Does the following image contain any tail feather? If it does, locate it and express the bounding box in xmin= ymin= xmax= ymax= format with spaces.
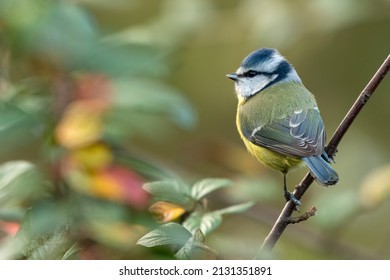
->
xmin=302 ymin=155 xmax=338 ymax=186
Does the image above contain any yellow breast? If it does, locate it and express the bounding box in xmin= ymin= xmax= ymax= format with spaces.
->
xmin=241 ymin=135 xmax=302 ymax=174
xmin=236 ymin=101 xmax=302 ymax=174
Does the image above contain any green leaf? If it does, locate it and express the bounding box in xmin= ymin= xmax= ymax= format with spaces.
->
xmin=112 ymin=78 xmax=197 ymax=129
xmin=183 ymin=202 xmax=254 ymax=236
xmin=27 ymin=225 xmax=75 ymax=260
xmin=183 ymin=212 xmax=222 ymax=236
xmin=15 ymin=207 xmax=75 ymax=260
xmin=191 ymin=178 xmax=232 ymax=201
xmin=143 ymin=180 xmax=192 ymax=206
xmin=0 ymin=161 xmax=34 ymax=189
xmin=0 ymin=103 xmax=42 ymax=159
xmin=0 ymin=208 xmax=25 ymax=221
xmin=137 ymin=222 xmax=192 ymax=248
xmin=174 ymin=229 xmax=205 ymax=260
xmin=116 ymin=155 xmax=175 ymax=181
xmin=0 ymin=161 xmax=47 ymax=207
xmin=214 ymin=201 xmax=255 ymax=215
xmin=62 ymin=243 xmax=80 ymax=260
xmin=174 ymin=229 xmax=218 ymax=260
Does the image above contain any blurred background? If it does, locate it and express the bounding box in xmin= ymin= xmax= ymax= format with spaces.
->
xmin=0 ymin=0 xmax=389 ymax=259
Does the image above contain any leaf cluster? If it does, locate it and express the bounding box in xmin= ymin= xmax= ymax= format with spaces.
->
xmin=138 ymin=178 xmax=254 ymax=259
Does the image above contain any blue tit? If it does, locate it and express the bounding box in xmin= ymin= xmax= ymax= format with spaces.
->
xmin=227 ymin=48 xmax=338 ymax=205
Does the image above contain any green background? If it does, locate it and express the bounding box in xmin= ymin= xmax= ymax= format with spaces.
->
xmin=0 ymin=0 xmax=389 ymax=259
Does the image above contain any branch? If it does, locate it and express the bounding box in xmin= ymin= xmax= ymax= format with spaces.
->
xmin=286 ymin=206 xmax=317 ymax=224
xmin=258 ymin=54 xmax=390 ymax=255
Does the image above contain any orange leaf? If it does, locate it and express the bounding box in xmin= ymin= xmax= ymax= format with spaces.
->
xmin=90 ymin=170 xmax=124 ymax=201
xmin=68 ymin=143 xmax=113 ymax=171
xmin=149 ymin=201 xmax=186 ymax=223
xmin=55 ymin=100 xmax=107 ymax=149
xmin=90 ymin=166 xmax=150 ymax=209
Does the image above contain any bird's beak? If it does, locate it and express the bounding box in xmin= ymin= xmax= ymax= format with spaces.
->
xmin=226 ymin=73 xmax=238 ymax=81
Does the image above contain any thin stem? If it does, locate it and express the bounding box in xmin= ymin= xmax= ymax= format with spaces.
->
xmin=258 ymin=54 xmax=390 ymax=255
xmin=286 ymin=206 xmax=317 ymax=224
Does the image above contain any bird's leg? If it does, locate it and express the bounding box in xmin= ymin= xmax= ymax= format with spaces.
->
xmin=283 ymin=174 xmax=301 ymax=208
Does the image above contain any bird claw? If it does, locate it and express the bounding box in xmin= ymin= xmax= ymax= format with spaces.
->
xmin=284 ymin=191 xmax=301 ymax=210
xmin=322 ymin=145 xmax=338 ymax=163
xmin=322 ymin=150 xmax=337 ymax=164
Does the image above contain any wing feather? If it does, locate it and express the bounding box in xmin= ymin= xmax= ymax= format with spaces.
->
xmin=249 ymin=108 xmax=325 ymax=157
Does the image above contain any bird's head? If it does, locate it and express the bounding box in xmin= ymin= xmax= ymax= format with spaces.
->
xmin=227 ymin=48 xmax=301 ymax=98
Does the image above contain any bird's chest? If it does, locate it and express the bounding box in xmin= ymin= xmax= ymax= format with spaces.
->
xmin=237 ymin=84 xmax=315 ymax=136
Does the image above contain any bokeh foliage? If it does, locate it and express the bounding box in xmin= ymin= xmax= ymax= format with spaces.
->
xmin=0 ymin=0 xmax=390 ymax=259
xmin=0 ymin=0 xmax=197 ymax=259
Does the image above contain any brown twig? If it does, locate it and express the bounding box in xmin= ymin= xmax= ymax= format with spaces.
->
xmin=286 ymin=206 xmax=317 ymax=224
xmin=258 ymin=54 xmax=390 ymax=255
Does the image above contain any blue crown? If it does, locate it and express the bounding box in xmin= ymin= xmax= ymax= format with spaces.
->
xmin=240 ymin=48 xmax=276 ymax=68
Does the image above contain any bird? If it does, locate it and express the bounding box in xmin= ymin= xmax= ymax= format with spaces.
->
xmin=226 ymin=48 xmax=338 ymax=206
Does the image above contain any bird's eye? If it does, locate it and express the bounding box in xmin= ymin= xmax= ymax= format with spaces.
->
xmin=245 ymin=70 xmax=258 ymax=78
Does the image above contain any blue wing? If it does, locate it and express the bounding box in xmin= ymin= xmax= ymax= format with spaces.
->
xmin=248 ymin=108 xmax=325 ymax=158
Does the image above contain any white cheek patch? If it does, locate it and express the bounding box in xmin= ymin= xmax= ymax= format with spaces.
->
xmin=235 ymin=74 xmax=278 ymax=98
xmin=252 ymin=74 xmax=278 ymax=95
xmin=235 ymin=71 xmax=279 ymax=98
xmin=235 ymin=74 xmax=278 ymax=97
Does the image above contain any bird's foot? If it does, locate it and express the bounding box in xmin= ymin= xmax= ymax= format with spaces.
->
xmin=322 ymin=148 xmax=338 ymax=163
xmin=284 ymin=191 xmax=301 ymax=210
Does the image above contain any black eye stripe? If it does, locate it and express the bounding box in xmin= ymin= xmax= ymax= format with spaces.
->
xmin=238 ymin=70 xmax=273 ymax=78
